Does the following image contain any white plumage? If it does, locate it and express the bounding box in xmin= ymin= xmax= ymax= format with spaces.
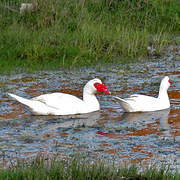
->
xmin=115 ymin=76 xmax=172 ymax=112
xmin=8 ymin=78 xmax=110 ymax=115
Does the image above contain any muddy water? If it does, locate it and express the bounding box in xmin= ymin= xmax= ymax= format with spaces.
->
xmin=0 ymin=45 xmax=179 ymax=170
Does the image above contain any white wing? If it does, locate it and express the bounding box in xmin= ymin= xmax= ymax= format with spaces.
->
xmin=32 ymin=93 xmax=84 ymax=110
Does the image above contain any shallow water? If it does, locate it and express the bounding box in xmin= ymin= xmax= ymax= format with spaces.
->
xmin=0 ymin=45 xmax=180 ymax=171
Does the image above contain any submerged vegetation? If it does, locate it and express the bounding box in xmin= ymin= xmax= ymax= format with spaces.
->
xmin=0 ymin=156 xmax=180 ymax=180
xmin=0 ymin=0 xmax=179 ymax=73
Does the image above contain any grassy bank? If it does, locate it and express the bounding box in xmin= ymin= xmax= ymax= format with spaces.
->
xmin=0 ymin=0 xmax=179 ymax=73
xmin=0 ymin=156 xmax=179 ymax=180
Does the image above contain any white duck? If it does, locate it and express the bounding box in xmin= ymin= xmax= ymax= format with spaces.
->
xmin=115 ymin=76 xmax=172 ymax=112
xmin=8 ymin=78 xmax=110 ymax=115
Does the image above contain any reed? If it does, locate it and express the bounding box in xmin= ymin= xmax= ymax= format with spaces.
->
xmin=0 ymin=155 xmax=179 ymax=180
xmin=0 ymin=0 xmax=179 ymax=73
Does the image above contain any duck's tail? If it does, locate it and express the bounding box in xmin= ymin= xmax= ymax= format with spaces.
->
xmin=114 ymin=96 xmax=132 ymax=112
xmin=8 ymin=93 xmax=57 ymax=115
xmin=8 ymin=93 xmax=37 ymax=108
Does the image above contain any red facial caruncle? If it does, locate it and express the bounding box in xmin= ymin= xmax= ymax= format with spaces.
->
xmin=94 ymin=83 xmax=111 ymax=94
xmin=168 ymin=79 xmax=173 ymax=87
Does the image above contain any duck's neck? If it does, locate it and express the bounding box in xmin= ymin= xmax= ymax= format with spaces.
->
xmin=158 ymin=86 xmax=169 ymax=100
xmin=83 ymin=88 xmax=100 ymax=111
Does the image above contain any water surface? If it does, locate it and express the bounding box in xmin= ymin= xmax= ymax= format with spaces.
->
xmin=0 ymin=45 xmax=179 ymax=171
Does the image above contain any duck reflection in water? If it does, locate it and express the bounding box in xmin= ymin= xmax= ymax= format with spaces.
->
xmin=35 ymin=111 xmax=101 ymax=132
xmin=121 ymin=109 xmax=171 ymax=135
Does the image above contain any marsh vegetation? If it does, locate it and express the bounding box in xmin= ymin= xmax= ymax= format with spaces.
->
xmin=0 ymin=156 xmax=180 ymax=180
xmin=0 ymin=0 xmax=179 ymax=73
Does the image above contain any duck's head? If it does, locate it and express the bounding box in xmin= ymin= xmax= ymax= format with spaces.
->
xmin=160 ymin=76 xmax=173 ymax=90
xmin=84 ymin=78 xmax=111 ymax=94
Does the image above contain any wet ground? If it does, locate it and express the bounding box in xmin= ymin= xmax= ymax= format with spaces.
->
xmin=0 ymin=45 xmax=179 ymax=171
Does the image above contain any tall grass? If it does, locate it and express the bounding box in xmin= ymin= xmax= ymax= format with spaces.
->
xmin=0 ymin=0 xmax=179 ymax=73
xmin=0 ymin=155 xmax=179 ymax=180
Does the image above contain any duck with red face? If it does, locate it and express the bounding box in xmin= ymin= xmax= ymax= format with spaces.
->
xmin=8 ymin=78 xmax=110 ymax=115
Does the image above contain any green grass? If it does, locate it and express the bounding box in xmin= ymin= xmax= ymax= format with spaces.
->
xmin=0 ymin=155 xmax=179 ymax=180
xmin=0 ymin=0 xmax=179 ymax=73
